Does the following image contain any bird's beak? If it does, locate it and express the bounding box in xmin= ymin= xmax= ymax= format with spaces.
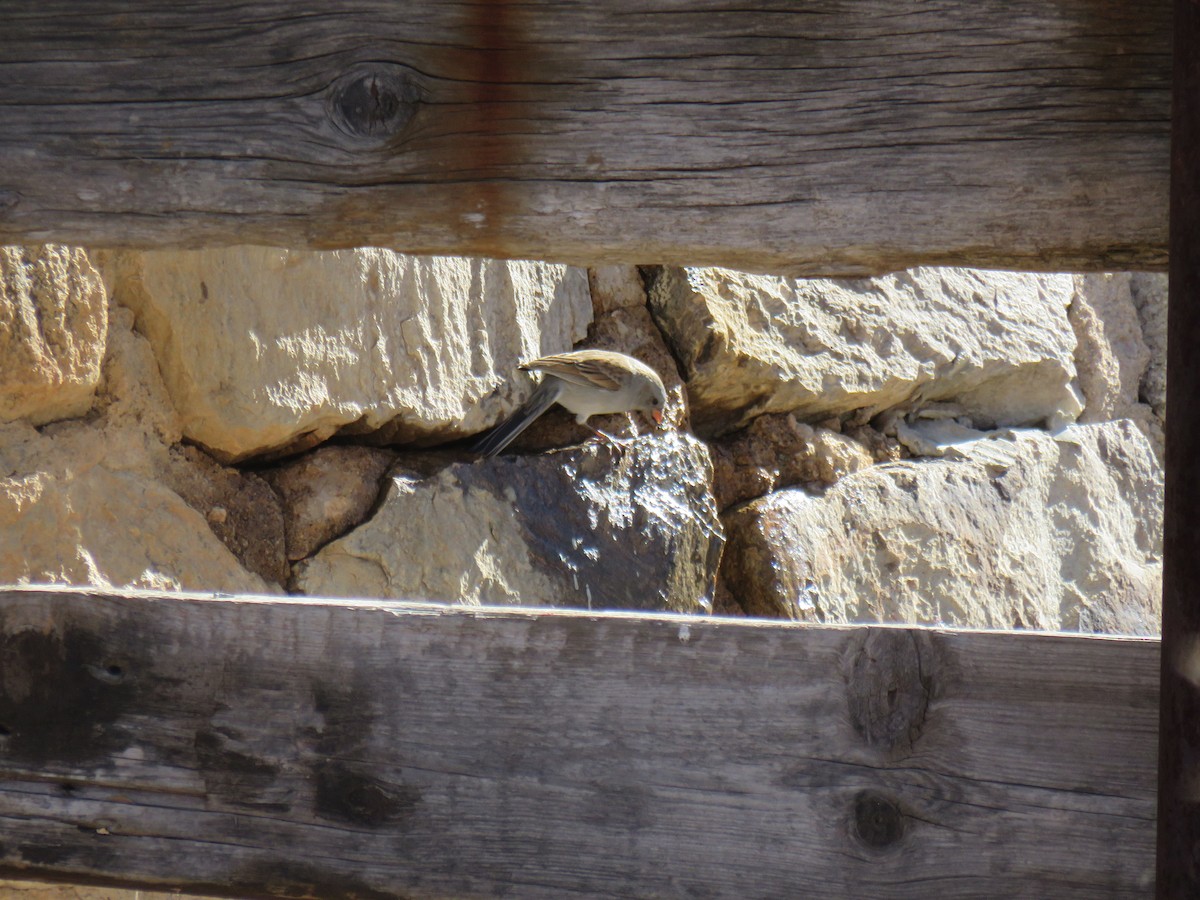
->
xmin=651 ymin=409 xmax=664 ymax=426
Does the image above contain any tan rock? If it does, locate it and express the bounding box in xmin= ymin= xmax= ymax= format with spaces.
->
xmin=263 ymin=444 xmax=397 ymax=561
xmin=844 ymin=422 xmax=905 ymax=464
xmin=102 ymin=307 xmax=291 ymax=587
xmin=0 ymin=245 xmax=106 ymax=425
xmin=720 ymin=421 xmax=1161 ymax=634
xmin=95 ymin=305 xmax=183 ymax=447
xmin=162 ymin=445 xmax=289 ymax=587
xmin=588 ymin=264 xmax=647 ymax=315
xmin=295 ymin=433 xmax=723 ymax=612
xmin=710 ymin=414 xmax=875 ymax=510
xmin=1131 ymin=271 xmax=1168 ymax=452
xmin=0 ymin=422 xmax=276 ymax=594
xmin=100 ymin=248 xmax=591 ymax=461
xmin=649 ymin=266 xmax=1081 ymax=436
xmin=893 ymin=418 xmax=990 ymax=458
xmin=1070 ymin=273 xmax=1161 ymax=458
xmin=0 ymin=307 xmax=275 ymax=595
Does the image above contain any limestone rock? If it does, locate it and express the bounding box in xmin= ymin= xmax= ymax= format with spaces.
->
xmin=588 ymin=264 xmax=647 ymax=315
xmin=1069 ymin=273 xmax=1161 ymax=458
xmin=263 ymin=444 xmax=397 ymax=561
xmin=99 ymin=307 xmax=288 ymax=587
xmin=1131 ymin=272 xmax=1168 ymax=442
xmin=720 ymin=421 xmax=1161 ymax=635
xmin=162 ymin=446 xmax=289 ymax=587
xmin=0 ymin=245 xmax=106 ymax=425
xmin=295 ymin=432 xmax=723 ymax=612
xmin=893 ymin=418 xmax=991 ymax=459
xmin=0 ymin=422 xmax=277 ymax=595
xmin=649 ymin=266 xmax=1081 ymax=436
xmin=0 ymin=306 xmax=275 ymax=595
xmin=843 ymin=421 xmax=905 ymax=465
xmin=95 ymin=305 xmax=183 ymax=447
xmin=710 ymin=414 xmax=875 ymax=510
xmin=100 ymin=248 xmax=591 ymax=461
xmin=98 ymin=291 xmax=385 ymax=587
xmin=1070 ymin=274 xmax=1150 ymax=421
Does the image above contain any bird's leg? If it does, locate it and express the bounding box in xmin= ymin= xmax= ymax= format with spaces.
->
xmin=589 ymin=426 xmax=631 ymax=449
xmin=589 ymin=413 xmax=646 ymax=454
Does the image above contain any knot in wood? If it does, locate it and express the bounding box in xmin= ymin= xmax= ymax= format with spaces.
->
xmin=327 ymin=64 xmax=422 ymax=142
xmin=314 ymin=761 xmax=421 ymax=829
xmin=843 ymin=629 xmax=931 ymax=756
xmin=851 ymin=791 xmax=905 ymax=850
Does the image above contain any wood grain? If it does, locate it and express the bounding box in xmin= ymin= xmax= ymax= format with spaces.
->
xmin=0 ymin=587 xmax=1157 ymax=898
xmin=1157 ymin=0 xmax=1200 ymax=894
xmin=0 ymin=1 xmax=1171 ymax=275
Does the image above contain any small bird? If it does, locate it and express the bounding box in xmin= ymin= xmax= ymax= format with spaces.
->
xmin=472 ymin=349 xmax=667 ymax=458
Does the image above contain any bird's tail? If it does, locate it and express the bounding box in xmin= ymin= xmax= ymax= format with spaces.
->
xmin=471 ymin=379 xmax=561 ymax=458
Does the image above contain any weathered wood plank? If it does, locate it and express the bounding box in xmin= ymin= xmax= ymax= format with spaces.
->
xmin=1157 ymin=0 xmax=1200 ymax=895
xmin=0 ymin=586 xmax=1157 ymax=898
xmin=0 ymin=1 xmax=1170 ymax=275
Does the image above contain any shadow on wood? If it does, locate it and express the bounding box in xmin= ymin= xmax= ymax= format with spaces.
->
xmin=0 ymin=587 xmax=1157 ymax=898
xmin=0 ymin=1 xmax=1172 ymax=274
xmin=1157 ymin=0 xmax=1200 ymax=895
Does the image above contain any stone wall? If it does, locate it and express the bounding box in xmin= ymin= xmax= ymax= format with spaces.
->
xmin=0 ymin=246 xmax=1164 ymax=633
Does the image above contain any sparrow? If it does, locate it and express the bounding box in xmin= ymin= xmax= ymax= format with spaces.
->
xmin=472 ymin=349 xmax=668 ymax=458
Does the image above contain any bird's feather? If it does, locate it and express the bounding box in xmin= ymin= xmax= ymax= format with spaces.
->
xmin=470 ymin=377 xmax=563 ymax=458
xmin=520 ymin=351 xmax=625 ymax=392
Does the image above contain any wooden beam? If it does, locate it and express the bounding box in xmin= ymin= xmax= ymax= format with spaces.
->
xmin=0 ymin=587 xmax=1157 ymax=898
xmin=0 ymin=1 xmax=1171 ymax=275
xmin=1157 ymin=0 xmax=1200 ymax=894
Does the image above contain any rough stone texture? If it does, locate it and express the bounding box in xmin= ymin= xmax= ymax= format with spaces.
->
xmin=95 ymin=306 xmax=184 ymax=448
xmin=263 ymin=444 xmax=397 ymax=561
xmin=0 ymin=251 xmax=1167 ymax=630
xmin=844 ymin=421 xmax=905 ymax=465
xmin=0 ymin=421 xmax=276 ymax=594
xmin=649 ymin=266 xmax=1082 ymax=436
xmin=1069 ymin=273 xmax=1162 ymax=460
xmin=480 ymin=303 xmax=689 ymax=455
xmin=162 ymin=445 xmax=289 ymax=587
xmin=1131 ymin=271 xmax=1168 ymax=435
xmin=295 ymin=432 xmax=723 ymax=613
xmin=710 ymin=414 xmax=875 ymax=511
xmin=99 ymin=248 xmax=592 ymax=461
xmin=720 ymin=421 xmax=1162 ymax=635
xmin=0 ymin=303 xmax=275 ymax=595
xmin=893 ymin=417 xmax=991 ymax=459
xmin=588 ymin=264 xmax=647 ymax=315
xmin=0 ymin=244 xmax=106 ymax=425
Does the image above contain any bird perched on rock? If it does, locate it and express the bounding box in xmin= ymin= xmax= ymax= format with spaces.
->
xmin=472 ymin=349 xmax=667 ymax=458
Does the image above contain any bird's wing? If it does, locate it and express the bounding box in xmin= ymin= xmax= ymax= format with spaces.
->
xmin=522 ymin=351 xmax=624 ymax=391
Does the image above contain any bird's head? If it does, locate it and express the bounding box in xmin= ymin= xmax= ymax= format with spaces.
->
xmin=638 ymin=380 xmax=667 ymax=426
